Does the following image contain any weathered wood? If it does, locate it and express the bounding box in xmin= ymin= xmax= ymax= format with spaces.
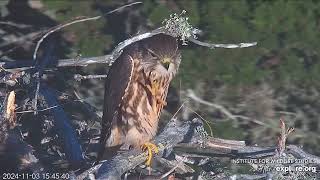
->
xmin=77 ymin=119 xmax=202 ymax=180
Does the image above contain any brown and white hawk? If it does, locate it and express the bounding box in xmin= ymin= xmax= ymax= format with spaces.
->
xmin=97 ymin=34 xmax=181 ymax=165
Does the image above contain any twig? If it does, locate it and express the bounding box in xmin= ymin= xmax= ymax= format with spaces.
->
xmin=33 ymin=42 xmax=55 ymax=115
xmin=0 ymin=31 xmax=42 ymax=48
xmin=15 ymin=105 xmax=59 ymax=114
xmin=229 ymin=173 xmax=269 ymax=180
xmin=188 ymin=37 xmax=257 ymax=49
xmin=73 ymin=91 xmax=102 ymax=120
xmin=32 ymin=1 xmax=142 ymax=61
xmin=0 ymin=21 xmax=32 ymax=28
xmin=159 ymin=157 xmax=188 ymax=179
xmin=76 ymin=163 xmax=103 ymax=180
xmin=33 ymin=72 xmax=40 ymax=115
xmin=0 ymin=71 xmax=24 ymax=86
xmin=186 ymin=89 xmax=267 ymax=126
xmin=186 ymin=89 xmax=239 ymax=120
xmin=74 ymin=74 xmax=108 ymax=81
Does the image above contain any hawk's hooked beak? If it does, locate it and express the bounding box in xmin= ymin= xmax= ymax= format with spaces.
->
xmin=161 ymin=58 xmax=171 ymax=70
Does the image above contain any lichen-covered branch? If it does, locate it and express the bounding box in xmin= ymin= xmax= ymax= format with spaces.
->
xmin=0 ymin=10 xmax=257 ymax=72
xmin=75 ymin=116 xmax=320 ymax=180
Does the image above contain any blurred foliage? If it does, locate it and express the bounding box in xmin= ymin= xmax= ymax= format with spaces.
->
xmin=42 ymin=0 xmax=113 ymax=57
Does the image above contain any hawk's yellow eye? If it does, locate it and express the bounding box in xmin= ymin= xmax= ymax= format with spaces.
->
xmin=162 ymin=58 xmax=171 ymax=64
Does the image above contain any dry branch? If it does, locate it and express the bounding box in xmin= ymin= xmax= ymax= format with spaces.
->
xmin=188 ymin=37 xmax=257 ymax=49
xmin=74 ymin=74 xmax=108 ymax=81
xmin=0 ymin=71 xmax=24 ymax=86
xmin=287 ymin=145 xmax=320 ymax=163
xmin=75 ymin=116 xmax=320 ymax=180
xmin=1 ymin=9 xmax=257 ymax=72
xmin=95 ymin=118 xmax=200 ymax=180
xmin=186 ymin=89 xmax=268 ymax=126
xmin=75 ymin=118 xmax=201 ymax=180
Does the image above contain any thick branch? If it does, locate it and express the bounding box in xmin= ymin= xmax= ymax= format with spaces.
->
xmin=287 ymin=145 xmax=320 ymax=163
xmin=1 ymin=28 xmax=257 ymax=71
xmin=75 ymin=119 xmax=320 ymax=180
xmin=79 ymin=119 xmax=202 ymax=180
xmin=0 ymin=28 xmax=167 ymax=70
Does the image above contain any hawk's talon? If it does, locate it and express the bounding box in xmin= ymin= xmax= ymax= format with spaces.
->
xmin=141 ymin=142 xmax=159 ymax=167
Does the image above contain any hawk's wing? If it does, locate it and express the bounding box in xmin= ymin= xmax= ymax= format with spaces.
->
xmin=97 ymin=52 xmax=134 ymax=161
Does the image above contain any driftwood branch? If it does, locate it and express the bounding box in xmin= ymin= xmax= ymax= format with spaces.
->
xmin=1 ymin=9 xmax=257 ymax=72
xmin=94 ymin=118 xmax=201 ymax=180
xmin=189 ymin=37 xmax=257 ymax=49
xmin=0 ymin=29 xmax=257 ymax=71
xmin=75 ymin=115 xmax=320 ymax=180
xmin=74 ymin=74 xmax=108 ymax=81
xmin=287 ymin=145 xmax=320 ymax=163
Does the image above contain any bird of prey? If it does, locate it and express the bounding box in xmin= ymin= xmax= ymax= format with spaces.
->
xmin=97 ymin=34 xmax=181 ymax=165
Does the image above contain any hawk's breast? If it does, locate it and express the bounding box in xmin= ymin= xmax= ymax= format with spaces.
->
xmin=115 ymin=59 xmax=170 ymax=148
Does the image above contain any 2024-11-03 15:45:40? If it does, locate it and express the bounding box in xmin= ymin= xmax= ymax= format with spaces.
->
xmin=2 ymin=172 xmax=70 ymax=179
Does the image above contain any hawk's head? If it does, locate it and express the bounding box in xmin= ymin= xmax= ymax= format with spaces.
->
xmin=141 ymin=34 xmax=181 ymax=80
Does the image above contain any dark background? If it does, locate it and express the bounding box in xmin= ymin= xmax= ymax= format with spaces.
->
xmin=1 ymin=0 xmax=320 ymax=168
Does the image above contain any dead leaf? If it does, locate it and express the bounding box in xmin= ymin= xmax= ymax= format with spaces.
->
xmin=5 ymin=91 xmax=16 ymax=128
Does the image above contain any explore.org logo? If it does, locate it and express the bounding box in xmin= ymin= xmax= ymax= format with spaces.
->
xmin=275 ymin=166 xmax=317 ymax=173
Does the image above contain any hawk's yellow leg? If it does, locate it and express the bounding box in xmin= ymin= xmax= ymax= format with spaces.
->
xmin=141 ymin=142 xmax=159 ymax=166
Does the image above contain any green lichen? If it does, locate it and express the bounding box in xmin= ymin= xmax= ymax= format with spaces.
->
xmin=162 ymin=10 xmax=198 ymax=45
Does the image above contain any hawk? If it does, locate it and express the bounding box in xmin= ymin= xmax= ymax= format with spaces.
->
xmin=97 ymin=34 xmax=181 ymax=165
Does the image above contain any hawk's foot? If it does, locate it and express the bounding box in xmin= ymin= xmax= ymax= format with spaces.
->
xmin=141 ymin=142 xmax=159 ymax=166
